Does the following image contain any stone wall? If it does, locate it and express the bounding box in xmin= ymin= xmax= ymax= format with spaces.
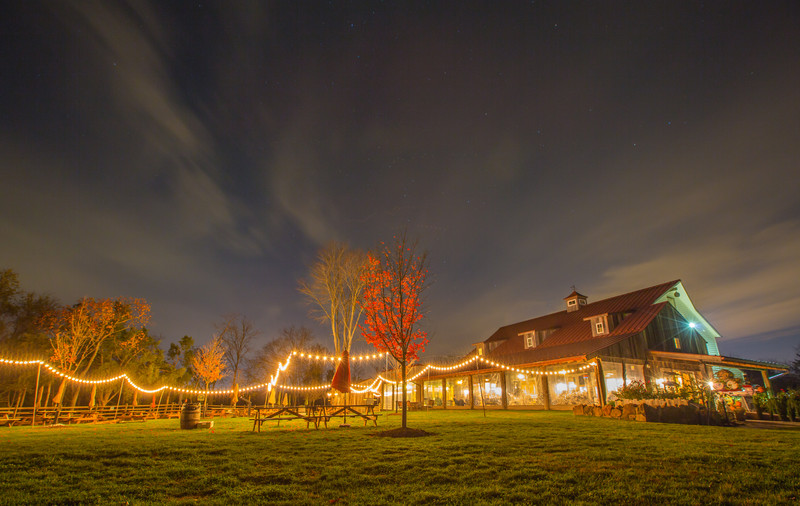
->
xmin=573 ymin=401 xmax=732 ymax=426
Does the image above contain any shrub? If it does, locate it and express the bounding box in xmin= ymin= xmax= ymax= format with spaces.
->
xmin=754 ymin=389 xmax=800 ymax=421
xmin=612 ymin=380 xmax=655 ymax=400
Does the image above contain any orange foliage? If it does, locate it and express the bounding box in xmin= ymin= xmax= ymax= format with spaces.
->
xmin=192 ymin=336 xmax=227 ymax=389
xmin=360 ymin=238 xmax=428 ymax=364
xmin=42 ymin=297 xmax=150 ymax=376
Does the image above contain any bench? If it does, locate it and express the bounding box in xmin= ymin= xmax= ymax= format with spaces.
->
xmin=0 ymin=416 xmax=21 ymax=427
xmin=251 ymin=407 xmax=320 ymax=432
xmin=74 ymin=413 xmax=102 ymax=424
xmin=317 ymin=412 xmax=382 ymax=428
xmin=252 ymin=415 xmax=320 ymax=430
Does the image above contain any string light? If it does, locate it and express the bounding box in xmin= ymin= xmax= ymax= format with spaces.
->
xmin=394 ymin=357 xmax=596 ymax=383
xmin=0 ymin=354 xmax=298 ymax=397
xmin=0 ymin=352 xmax=596 ymax=398
xmin=292 ymin=351 xmax=387 ymax=362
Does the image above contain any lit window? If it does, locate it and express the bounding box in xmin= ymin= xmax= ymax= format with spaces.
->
xmin=595 ymin=321 xmax=604 ymax=334
xmin=674 ymin=338 xmax=681 ymax=350
xmin=523 ymin=331 xmax=539 ymax=349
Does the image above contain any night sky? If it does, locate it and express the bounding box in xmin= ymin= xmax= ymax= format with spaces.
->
xmin=2 ymin=2 xmax=799 ymax=364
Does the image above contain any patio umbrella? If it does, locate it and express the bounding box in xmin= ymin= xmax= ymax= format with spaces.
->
xmin=331 ymin=350 xmax=351 ymax=393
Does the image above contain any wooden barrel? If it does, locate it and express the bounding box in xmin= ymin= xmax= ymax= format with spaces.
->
xmin=180 ymin=403 xmax=200 ymax=429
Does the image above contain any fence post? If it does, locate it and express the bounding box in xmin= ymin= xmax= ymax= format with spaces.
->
xmin=32 ymin=362 xmax=41 ymax=426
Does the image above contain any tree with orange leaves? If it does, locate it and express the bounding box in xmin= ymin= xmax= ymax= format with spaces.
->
xmin=192 ymin=336 xmax=227 ymax=399
xmin=42 ymin=297 xmax=150 ymax=405
xmin=360 ymin=231 xmax=428 ymax=429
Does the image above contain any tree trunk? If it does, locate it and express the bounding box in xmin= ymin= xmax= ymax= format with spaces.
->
xmin=99 ymin=387 xmax=111 ymax=406
xmin=132 ymin=389 xmax=138 ymax=407
xmin=401 ymin=359 xmax=407 ymax=429
xmin=44 ymin=382 xmax=51 ymax=408
xmin=13 ymin=388 xmax=26 ymax=418
xmin=69 ymin=385 xmax=81 ymax=407
xmin=88 ymin=384 xmax=97 ymax=409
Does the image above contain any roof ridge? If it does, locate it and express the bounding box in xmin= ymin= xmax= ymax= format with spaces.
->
xmin=493 ymin=279 xmax=679 ymax=332
xmin=584 ymin=279 xmax=679 ymax=307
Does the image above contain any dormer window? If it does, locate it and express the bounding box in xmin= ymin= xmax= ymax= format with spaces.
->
xmin=585 ymin=314 xmax=609 ymax=336
xmin=521 ymin=329 xmax=557 ymax=349
xmin=524 ymin=332 xmax=535 ymax=349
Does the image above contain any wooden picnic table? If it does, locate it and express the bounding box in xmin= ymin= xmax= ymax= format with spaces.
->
xmin=317 ymin=404 xmax=380 ymax=428
xmin=250 ymin=406 xmax=320 ymax=432
xmin=251 ymin=404 xmax=381 ymax=431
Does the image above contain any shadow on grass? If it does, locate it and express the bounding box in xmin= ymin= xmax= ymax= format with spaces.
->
xmin=370 ymin=427 xmax=435 ymax=437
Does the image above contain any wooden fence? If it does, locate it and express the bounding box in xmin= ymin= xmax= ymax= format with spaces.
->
xmin=0 ymin=403 xmax=258 ymax=427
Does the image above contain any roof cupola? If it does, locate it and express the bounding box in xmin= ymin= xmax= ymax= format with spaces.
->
xmin=564 ymin=289 xmax=588 ymax=312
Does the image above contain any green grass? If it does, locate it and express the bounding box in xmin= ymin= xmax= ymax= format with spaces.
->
xmin=1 ymin=410 xmax=798 ymax=505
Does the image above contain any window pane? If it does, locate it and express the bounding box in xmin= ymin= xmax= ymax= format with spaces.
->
xmin=548 ymin=365 xmax=599 ymax=406
xmin=445 ymin=376 xmax=470 ymax=406
xmin=506 ymin=372 xmax=543 ymax=406
xmin=472 ymin=372 xmax=502 ymax=407
xmin=423 ymin=380 xmax=443 ymax=407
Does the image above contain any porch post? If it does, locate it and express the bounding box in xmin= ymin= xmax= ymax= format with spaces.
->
xmin=468 ymin=375 xmax=474 ymax=409
xmin=761 ymin=369 xmax=773 ymax=393
xmin=442 ymin=379 xmax=447 ymax=409
xmin=500 ymin=371 xmax=508 ymax=409
xmin=594 ymin=359 xmax=607 ymax=406
xmin=541 ymin=375 xmax=551 ymax=410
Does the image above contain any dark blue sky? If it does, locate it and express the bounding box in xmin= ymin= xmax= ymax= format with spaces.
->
xmin=1 ymin=2 xmax=798 ymax=363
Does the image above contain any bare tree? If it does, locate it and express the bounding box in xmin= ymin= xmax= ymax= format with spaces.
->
xmin=217 ymin=314 xmax=259 ymax=405
xmin=298 ymin=242 xmax=368 ymax=356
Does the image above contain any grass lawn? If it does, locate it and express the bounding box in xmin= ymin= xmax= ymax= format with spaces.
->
xmin=1 ymin=410 xmax=798 ymax=505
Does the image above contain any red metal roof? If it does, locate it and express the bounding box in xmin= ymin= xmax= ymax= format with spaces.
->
xmin=485 ymin=280 xmax=679 ymax=364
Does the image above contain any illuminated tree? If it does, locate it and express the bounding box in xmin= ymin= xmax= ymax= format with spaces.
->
xmin=192 ymin=336 xmax=227 ymax=394
xmin=299 ymin=242 xmax=368 ymax=356
xmin=217 ymin=314 xmax=259 ymax=405
xmin=360 ymin=232 xmax=428 ymax=429
xmin=42 ymin=297 xmax=150 ymax=405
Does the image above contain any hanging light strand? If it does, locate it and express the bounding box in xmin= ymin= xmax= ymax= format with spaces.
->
xmin=291 ymin=351 xmax=387 ymax=362
xmin=0 ymin=352 xmax=595 ymax=396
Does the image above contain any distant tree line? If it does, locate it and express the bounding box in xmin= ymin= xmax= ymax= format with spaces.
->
xmin=0 ymin=268 xmax=333 ymax=409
